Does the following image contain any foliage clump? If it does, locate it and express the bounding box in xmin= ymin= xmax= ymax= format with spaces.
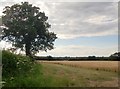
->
xmin=2 ymin=50 xmax=34 ymax=77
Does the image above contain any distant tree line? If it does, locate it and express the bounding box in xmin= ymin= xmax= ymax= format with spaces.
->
xmin=34 ymin=52 xmax=119 ymax=61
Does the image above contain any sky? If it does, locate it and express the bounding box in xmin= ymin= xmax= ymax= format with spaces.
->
xmin=0 ymin=0 xmax=118 ymax=57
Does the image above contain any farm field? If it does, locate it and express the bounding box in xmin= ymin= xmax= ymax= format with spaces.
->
xmin=38 ymin=61 xmax=119 ymax=87
xmin=39 ymin=61 xmax=119 ymax=72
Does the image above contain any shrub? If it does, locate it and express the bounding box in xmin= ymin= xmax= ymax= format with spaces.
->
xmin=2 ymin=50 xmax=34 ymax=77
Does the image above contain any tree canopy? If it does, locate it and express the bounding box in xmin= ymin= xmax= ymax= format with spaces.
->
xmin=110 ymin=52 xmax=120 ymax=58
xmin=1 ymin=2 xmax=57 ymax=57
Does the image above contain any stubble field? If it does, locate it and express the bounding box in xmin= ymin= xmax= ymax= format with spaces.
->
xmin=37 ymin=61 xmax=119 ymax=87
xmin=40 ymin=61 xmax=119 ymax=72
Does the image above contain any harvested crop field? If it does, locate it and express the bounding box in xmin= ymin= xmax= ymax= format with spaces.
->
xmin=37 ymin=61 xmax=119 ymax=87
xmin=39 ymin=61 xmax=119 ymax=72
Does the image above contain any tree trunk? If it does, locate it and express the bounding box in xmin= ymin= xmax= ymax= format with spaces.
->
xmin=25 ymin=43 xmax=31 ymax=57
xmin=25 ymin=43 xmax=34 ymax=61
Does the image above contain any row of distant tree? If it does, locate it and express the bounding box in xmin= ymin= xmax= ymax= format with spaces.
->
xmin=34 ymin=52 xmax=119 ymax=61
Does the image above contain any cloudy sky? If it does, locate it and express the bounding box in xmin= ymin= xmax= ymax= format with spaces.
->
xmin=0 ymin=0 xmax=118 ymax=57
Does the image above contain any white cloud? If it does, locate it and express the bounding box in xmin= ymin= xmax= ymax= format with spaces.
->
xmin=84 ymin=15 xmax=117 ymax=25
xmin=56 ymin=28 xmax=117 ymax=39
xmin=45 ymin=2 xmax=118 ymax=39
xmin=36 ymin=45 xmax=118 ymax=57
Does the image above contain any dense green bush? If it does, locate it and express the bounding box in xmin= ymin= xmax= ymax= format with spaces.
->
xmin=2 ymin=50 xmax=43 ymax=87
xmin=2 ymin=50 xmax=34 ymax=77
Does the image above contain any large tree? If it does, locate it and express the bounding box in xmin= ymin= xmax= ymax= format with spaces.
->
xmin=1 ymin=2 xmax=57 ymax=57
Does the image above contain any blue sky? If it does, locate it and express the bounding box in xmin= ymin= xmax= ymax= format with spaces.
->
xmin=55 ymin=35 xmax=118 ymax=47
xmin=0 ymin=0 xmax=118 ymax=57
